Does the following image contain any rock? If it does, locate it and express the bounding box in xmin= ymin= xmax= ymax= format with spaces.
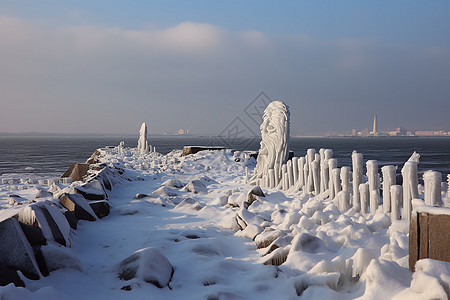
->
xmin=74 ymin=180 xmax=107 ymax=201
xmin=161 ymin=178 xmax=185 ymax=189
xmin=0 ymin=218 xmax=42 ymax=280
xmin=118 ymin=247 xmax=173 ymax=288
xmin=86 ymin=149 xmax=101 ymax=164
xmin=182 ymin=180 xmax=207 ymax=194
xmin=17 ymin=203 xmax=70 ymax=247
xmin=181 ymin=146 xmax=225 ymax=156
xmin=61 ymin=163 xmax=90 ymax=182
xmin=8 ymin=195 xmax=27 ymax=206
xmin=133 ymin=193 xmax=148 ymax=200
xmin=152 ymin=186 xmax=178 ymax=198
xmin=41 ymin=244 xmax=82 ymax=272
xmin=0 ymin=267 xmax=25 ymax=287
xmin=291 ymin=233 xmax=326 ymax=254
xmin=18 ymin=222 xmax=46 ymax=247
xmin=88 ymin=200 xmax=110 ymax=219
xmin=64 ymin=211 xmax=78 ymax=230
xmin=59 ymin=194 xmax=98 ymax=221
xmin=174 ymin=198 xmax=203 ymax=211
xmin=249 ymin=186 xmax=265 ymax=197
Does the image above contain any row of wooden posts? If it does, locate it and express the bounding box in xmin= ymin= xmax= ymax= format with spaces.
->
xmin=253 ymin=149 xmax=448 ymax=221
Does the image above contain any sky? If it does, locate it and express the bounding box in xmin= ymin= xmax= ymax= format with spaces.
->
xmin=0 ymin=0 xmax=449 ymax=136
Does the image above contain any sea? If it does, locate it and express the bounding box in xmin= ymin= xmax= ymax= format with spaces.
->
xmin=1 ymin=136 xmax=450 ymax=182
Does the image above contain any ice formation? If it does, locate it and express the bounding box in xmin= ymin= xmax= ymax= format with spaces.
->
xmin=137 ymin=122 xmax=150 ymax=155
xmin=249 ymin=101 xmax=290 ymax=186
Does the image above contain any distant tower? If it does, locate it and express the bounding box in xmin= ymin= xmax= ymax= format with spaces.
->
xmin=371 ymin=114 xmax=377 ymax=135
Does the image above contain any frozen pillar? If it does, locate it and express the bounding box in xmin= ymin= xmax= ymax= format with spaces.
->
xmin=401 ymin=157 xmax=419 ymax=221
xmin=352 ymin=151 xmax=363 ymax=212
xmin=322 ymin=149 xmax=333 ymax=193
xmin=390 ymin=185 xmax=402 ymax=221
xmin=359 ymin=183 xmax=369 ymax=214
xmin=332 ymin=168 xmax=341 ymax=200
xmin=298 ymin=157 xmax=306 ymax=189
xmin=306 ymin=149 xmax=316 ymax=193
xmin=341 ymin=166 xmax=351 ymax=193
xmin=268 ymin=169 xmax=275 ymax=188
xmin=328 ymin=158 xmax=338 ymax=200
xmin=381 ymin=165 xmax=396 ymax=213
xmin=287 ymin=160 xmax=294 ymax=188
xmin=292 ymin=157 xmax=299 ymax=184
xmin=423 ymin=171 xmax=442 ymax=206
xmin=137 ymin=122 xmax=150 ymax=155
xmin=366 ymin=160 xmax=379 ymax=212
xmin=312 ymin=160 xmax=320 ymax=196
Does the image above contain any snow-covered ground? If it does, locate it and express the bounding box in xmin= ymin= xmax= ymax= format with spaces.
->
xmin=1 ymin=147 xmax=449 ymax=299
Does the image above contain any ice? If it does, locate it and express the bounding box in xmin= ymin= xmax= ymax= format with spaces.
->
xmin=137 ymin=122 xmax=149 ymax=155
xmin=0 ymin=141 xmax=447 ymax=299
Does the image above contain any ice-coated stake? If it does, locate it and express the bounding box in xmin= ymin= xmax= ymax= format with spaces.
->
xmin=381 ymin=165 xmax=396 ymax=213
xmin=423 ymin=170 xmax=442 ymax=206
xmin=390 ymin=185 xmax=402 ymax=221
xmin=359 ymin=183 xmax=369 ymax=214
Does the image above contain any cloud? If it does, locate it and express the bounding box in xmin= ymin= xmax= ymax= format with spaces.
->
xmin=0 ymin=16 xmax=449 ymax=135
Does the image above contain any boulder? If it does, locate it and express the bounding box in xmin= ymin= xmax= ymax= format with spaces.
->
xmin=0 ymin=267 xmax=25 ymax=287
xmin=0 ymin=218 xmax=42 ymax=280
xmin=59 ymin=194 xmax=98 ymax=221
xmin=61 ymin=163 xmax=90 ymax=182
xmin=74 ymin=180 xmax=107 ymax=201
xmin=17 ymin=202 xmax=70 ymax=247
xmin=182 ymin=180 xmax=207 ymax=194
xmin=118 ymin=247 xmax=173 ymax=288
xmin=88 ymin=200 xmax=110 ymax=219
xmin=181 ymin=146 xmax=225 ymax=156
xmin=64 ymin=211 xmax=78 ymax=230
xmin=8 ymin=195 xmax=27 ymax=206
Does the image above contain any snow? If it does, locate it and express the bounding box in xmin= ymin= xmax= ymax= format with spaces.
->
xmin=0 ymin=146 xmax=449 ymax=299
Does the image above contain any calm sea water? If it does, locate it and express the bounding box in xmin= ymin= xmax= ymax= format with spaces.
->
xmin=0 ymin=136 xmax=449 ymax=180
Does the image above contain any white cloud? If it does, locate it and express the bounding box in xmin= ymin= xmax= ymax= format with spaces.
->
xmin=0 ymin=16 xmax=449 ymax=134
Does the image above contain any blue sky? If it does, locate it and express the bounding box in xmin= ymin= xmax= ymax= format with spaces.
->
xmin=0 ymin=1 xmax=449 ymax=135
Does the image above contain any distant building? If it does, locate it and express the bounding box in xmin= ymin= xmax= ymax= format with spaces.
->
xmin=370 ymin=114 xmax=378 ymax=135
xmin=178 ymin=129 xmax=185 ymax=135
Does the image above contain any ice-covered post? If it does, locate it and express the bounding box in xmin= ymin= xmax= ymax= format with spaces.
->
xmin=401 ymin=152 xmax=420 ymax=221
xmin=321 ymin=149 xmax=333 ymax=193
xmin=390 ymin=185 xmax=402 ymax=221
xmin=332 ymin=168 xmax=341 ymax=200
xmin=312 ymin=159 xmax=320 ymax=196
xmin=328 ymin=158 xmax=338 ymax=200
xmin=423 ymin=171 xmax=442 ymax=206
xmin=292 ymin=157 xmax=299 ymax=185
xmin=366 ymin=160 xmax=379 ymax=214
xmin=281 ymin=164 xmax=287 ymax=190
xmin=287 ymin=160 xmax=294 ymax=188
xmin=341 ymin=166 xmax=351 ymax=193
xmin=359 ymin=183 xmax=369 ymax=214
xmin=352 ymin=151 xmax=363 ymax=212
xmin=137 ymin=122 xmax=150 ymax=155
xmin=306 ymin=149 xmax=316 ymax=194
xmin=249 ymin=101 xmax=290 ymax=187
xmin=298 ymin=157 xmax=306 ymax=188
xmin=381 ymin=165 xmax=396 ymax=213
xmin=268 ymin=169 xmax=275 ymax=188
